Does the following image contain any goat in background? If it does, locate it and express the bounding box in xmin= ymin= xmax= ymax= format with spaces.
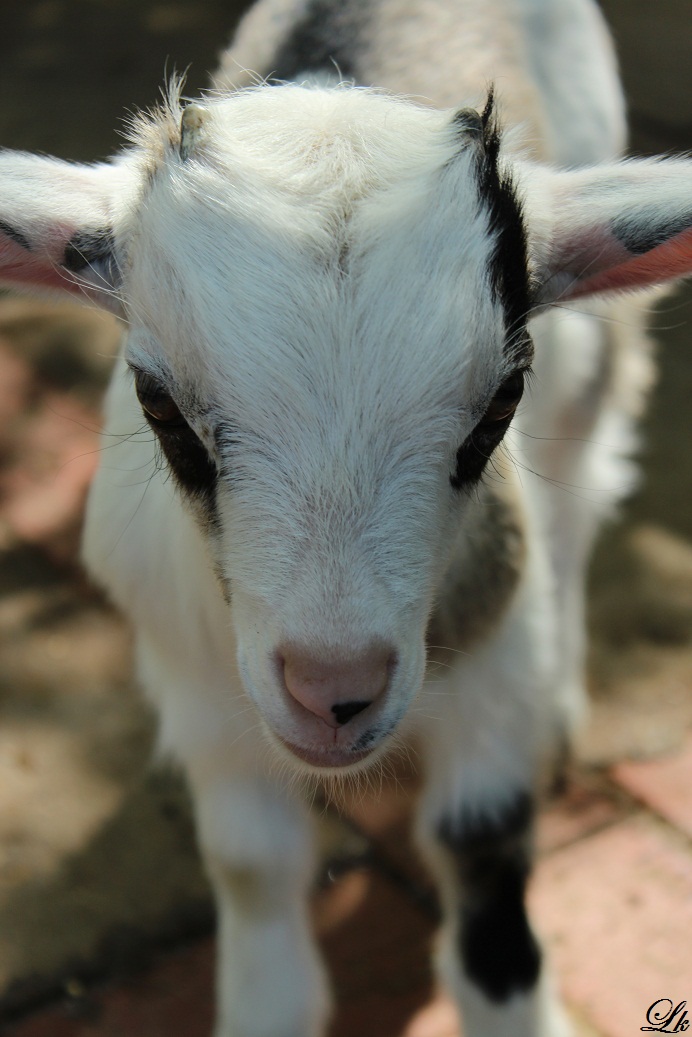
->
xmin=0 ymin=0 xmax=691 ymax=1034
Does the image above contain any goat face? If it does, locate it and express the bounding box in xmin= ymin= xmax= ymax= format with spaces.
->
xmin=118 ymin=88 xmax=528 ymax=769
xmin=3 ymin=84 xmax=690 ymax=772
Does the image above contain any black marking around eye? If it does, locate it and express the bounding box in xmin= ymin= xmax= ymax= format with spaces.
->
xmin=156 ymin=424 xmax=219 ymax=528
xmin=157 ymin=427 xmax=217 ymax=494
xmin=133 ymin=364 xmax=219 ymax=527
xmin=611 ymin=212 xmax=692 ymax=256
xmin=267 ymin=0 xmax=370 ymax=82
xmin=452 ymin=421 xmax=506 ymax=489
xmin=0 ymin=220 xmax=32 ymax=251
xmin=451 ymin=364 xmax=526 ymax=490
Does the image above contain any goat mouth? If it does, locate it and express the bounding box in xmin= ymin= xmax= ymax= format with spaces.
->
xmin=277 ymin=736 xmax=375 ymax=770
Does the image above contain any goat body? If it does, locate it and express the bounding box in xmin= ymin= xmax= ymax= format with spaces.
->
xmin=1 ymin=1 xmax=691 ymax=1034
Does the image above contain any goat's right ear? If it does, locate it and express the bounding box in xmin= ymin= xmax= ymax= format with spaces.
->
xmin=0 ymin=150 xmax=135 ymax=316
xmin=522 ymin=157 xmax=692 ymax=306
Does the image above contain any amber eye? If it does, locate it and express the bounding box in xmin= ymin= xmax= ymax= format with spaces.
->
xmin=134 ymin=370 xmax=185 ymax=427
xmin=478 ymin=370 xmax=525 ymax=428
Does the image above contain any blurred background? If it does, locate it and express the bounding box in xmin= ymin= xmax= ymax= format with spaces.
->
xmin=0 ymin=1 xmax=689 ymax=1033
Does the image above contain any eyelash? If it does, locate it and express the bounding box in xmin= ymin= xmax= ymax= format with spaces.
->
xmin=450 ymin=368 xmax=528 ymax=490
xmin=477 ymin=369 xmax=526 ymax=430
xmin=129 ymin=367 xmax=219 ymax=499
xmin=132 ymin=369 xmax=186 ymax=428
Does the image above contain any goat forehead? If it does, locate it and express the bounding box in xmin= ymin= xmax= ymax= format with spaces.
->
xmin=122 ymin=88 xmax=518 ymax=470
xmin=127 ymin=242 xmax=506 ymax=446
xmin=125 ymin=98 xmax=507 ymax=419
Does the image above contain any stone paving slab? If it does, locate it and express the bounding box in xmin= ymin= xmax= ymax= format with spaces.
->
xmin=612 ymin=731 xmax=692 ymax=838
xmin=536 ymin=772 xmax=630 ymax=856
xmin=531 ymin=815 xmax=692 ymax=1037
xmin=9 ymin=773 xmax=692 ymax=1037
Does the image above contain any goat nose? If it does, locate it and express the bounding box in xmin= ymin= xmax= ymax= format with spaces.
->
xmin=280 ymin=645 xmax=393 ymax=727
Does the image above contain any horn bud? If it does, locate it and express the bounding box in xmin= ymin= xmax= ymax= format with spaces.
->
xmin=180 ymin=104 xmax=210 ymax=160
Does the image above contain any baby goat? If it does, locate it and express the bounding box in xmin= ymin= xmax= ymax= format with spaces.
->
xmin=1 ymin=0 xmax=691 ymax=1034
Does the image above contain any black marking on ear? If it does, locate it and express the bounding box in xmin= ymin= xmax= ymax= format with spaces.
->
xmin=475 ymin=90 xmax=533 ymax=354
xmin=438 ymin=792 xmax=541 ymax=1003
xmin=611 ymin=211 xmax=692 ymax=256
xmin=267 ymin=0 xmax=370 ymax=82
xmin=62 ymin=229 xmax=115 ymax=274
xmin=0 ymin=220 xmax=32 ymax=251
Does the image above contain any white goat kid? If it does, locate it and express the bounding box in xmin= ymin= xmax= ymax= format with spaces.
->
xmin=1 ymin=0 xmax=691 ymax=1035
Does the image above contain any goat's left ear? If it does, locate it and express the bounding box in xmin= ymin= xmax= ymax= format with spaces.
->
xmin=0 ymin=150 xmax=135 ymax=316
xmin=522 ymin=157 xmax=692 ymax=305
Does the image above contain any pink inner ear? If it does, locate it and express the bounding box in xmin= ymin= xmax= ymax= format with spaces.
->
xmin=0 ymin=231 xmax=84 ymax=297
xmin=566 ymin=226 xmax=692 ymax=300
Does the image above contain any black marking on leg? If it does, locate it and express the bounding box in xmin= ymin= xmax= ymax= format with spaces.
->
xmin=267 ymin=0 xmax=370 ymax=82
xmin=438 ymin=792 xmax=541 ymax=1003
xmin=460 ymin=856 xmax=541 ymax=1002
xmin=0 ymin=220 xmax=32 ymax=251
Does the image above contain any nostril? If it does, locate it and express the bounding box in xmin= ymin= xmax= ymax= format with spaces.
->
xmin=278 ymin=642 xmax=395 ymax=726
xmin=331 ymin=700 xmax=371 ymax=726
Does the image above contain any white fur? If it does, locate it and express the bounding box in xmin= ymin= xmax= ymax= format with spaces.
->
xmin=0 ymin=1 xmax=691 ymax=1035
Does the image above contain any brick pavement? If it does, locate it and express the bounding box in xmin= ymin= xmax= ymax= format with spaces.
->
xmin=4 ymin=738 xmax=692 ymax=1037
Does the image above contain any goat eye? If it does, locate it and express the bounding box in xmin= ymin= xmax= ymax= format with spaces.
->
xmin=134 ymin=372 xmax=184 ymax=426
xmin=478 ymin=370 xmax=525 ymax=427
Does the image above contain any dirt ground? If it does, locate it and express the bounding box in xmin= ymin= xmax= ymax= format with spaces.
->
xmin=0 ymin=0 xmax=690 ymax=1024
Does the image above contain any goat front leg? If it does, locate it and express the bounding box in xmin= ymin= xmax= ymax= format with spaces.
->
xmin=192 ymin=775 xmax=330 ymax=1037
xmin=418 ymin=787 xmax=569 ymax=1037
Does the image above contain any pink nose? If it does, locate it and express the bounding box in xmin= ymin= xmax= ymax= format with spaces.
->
xmin=279 ymin=644 xmax=394 ymax=727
